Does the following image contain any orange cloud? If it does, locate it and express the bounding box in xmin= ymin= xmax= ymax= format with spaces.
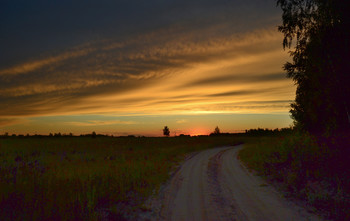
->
xmin=0 ymin=26 xmax=293 ymax=118
xmin=0 ymin=117 xmax=28 ymax=127
xmin=0 ymin=47 xmax=95 ymax=76
xmin=65 ymin=120 xmax=137 ymax=126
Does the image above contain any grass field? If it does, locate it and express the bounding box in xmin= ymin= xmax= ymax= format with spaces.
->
xmin=239 ymin=133 xmax=350 ymax=220
xmin=0 ymin=136 xmax=243 ymax=220
xmin=2 ymin=133 xmax=348 ymax=220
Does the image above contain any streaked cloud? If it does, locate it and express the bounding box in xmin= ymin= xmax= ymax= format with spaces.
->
xmin=0 ymin=0 xmax=294 ymax=134
xmin=65 ymin=120 xmax=137 ymax=127
xmin=0 ymin=118 xmax=27 ymax=127
xmin=0 ymin=27 xmax=292 ymax=118
xmin=0 ymin=48 xmax=95 ymax=76
xmin=176 ymin=119 xmax=188 ymax=124
xmin=181 ymin=73 xmax=286 ymax=88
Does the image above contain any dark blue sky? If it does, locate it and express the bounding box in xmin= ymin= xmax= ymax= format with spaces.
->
xmin=1 ymin=0 xmax=280 ymax=68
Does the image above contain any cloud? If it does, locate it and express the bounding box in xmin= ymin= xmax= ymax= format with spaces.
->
xmin=207 ymin=90 xmax=259 ymax=98
xmin=176 ymin=119 xmax=188 ymax=124
xmin=0 ymin=47 xmax=95 ymax=76
xmin=65 ymin=120 xmax=137 ymax=127
xmin=0 ymin=0 xmax=297 ymax=134
xmin=181 ymin=73 xmax=286 ymax=88
xmin=0 ymin=22 xmax=292 ymax=118
xmin=0 ymin=118 xmax=27 ymax=127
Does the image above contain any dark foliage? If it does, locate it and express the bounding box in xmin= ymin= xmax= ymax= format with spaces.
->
xmin=245 ymin=127 xmax=293 ymax=136
xmin=213 ymin=126 xmax=220 ymax=135
xmin=277 ymin=0 xmax=350 ymax=135
xmin=163 ymin=126 xmax=170 ymax=137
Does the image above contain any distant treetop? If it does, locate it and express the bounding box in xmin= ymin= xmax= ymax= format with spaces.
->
xmin=163 ymin=126 xmax=170 ymax=137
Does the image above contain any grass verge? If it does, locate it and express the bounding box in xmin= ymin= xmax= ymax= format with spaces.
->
xmin=238 ymin=133 xmax=350 ymax=220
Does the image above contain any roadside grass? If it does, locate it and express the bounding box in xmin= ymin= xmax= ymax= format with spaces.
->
xmin=0 ymin=136 xmax=242 ymax=220
xmin=239 ymin=133 xmax=350 ymax=220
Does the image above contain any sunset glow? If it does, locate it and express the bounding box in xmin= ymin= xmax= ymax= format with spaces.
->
xmin=0 ymin=0 xmax=294 ymax=136
xmin=187 ymin=128 xmax=212 ymax=137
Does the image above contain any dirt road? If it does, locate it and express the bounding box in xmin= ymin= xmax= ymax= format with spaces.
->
xmin=157 ymin=145 xmax=321 ymax=221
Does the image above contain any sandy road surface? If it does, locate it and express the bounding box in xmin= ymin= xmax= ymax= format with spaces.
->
xmin=158 ymin=145 xmax=321 ymax=221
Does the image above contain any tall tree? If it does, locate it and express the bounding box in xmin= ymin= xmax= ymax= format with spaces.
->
xmin=277 ymin=0 xmax=350 ymax=135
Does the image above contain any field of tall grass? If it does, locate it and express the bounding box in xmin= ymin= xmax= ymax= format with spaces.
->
xmin=239 ymin=133 xmax=350 ymax=220
xmin=0 ymin=136 xmax=242 ymax=220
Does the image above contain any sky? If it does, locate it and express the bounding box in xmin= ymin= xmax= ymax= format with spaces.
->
xmin=0 ymin=0 xmax=295 ymax=136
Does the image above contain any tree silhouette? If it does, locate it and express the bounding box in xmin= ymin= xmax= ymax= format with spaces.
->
xmin=213 ymin=126 xmax=221 ymax=135
xmin=163 ymin=126 xmax=170 ymax=137
xmin=277 ymin=0 xmax=350 ymax=135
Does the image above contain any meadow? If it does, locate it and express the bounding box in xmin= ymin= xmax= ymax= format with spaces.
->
xmin=0 ymin=135 xmax=243 ymax=220
xmin=2 ymin=132 xmax=348 ymax=220
xmin=239 ymin=133 xmax=350 ymax=220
